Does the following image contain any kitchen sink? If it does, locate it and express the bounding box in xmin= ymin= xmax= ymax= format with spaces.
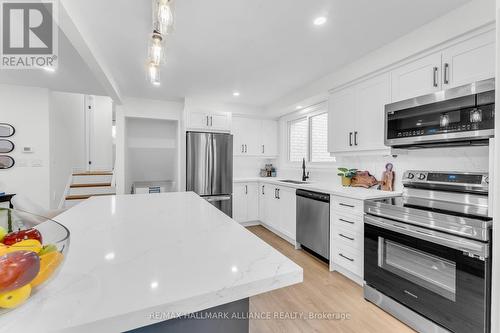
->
xmin=278 ymin=179 xmax=311 ymax=184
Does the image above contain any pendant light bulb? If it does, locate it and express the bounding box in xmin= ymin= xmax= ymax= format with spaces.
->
xmin=149 ymin=33 xmax=164 ymax=65
xmin=148 ymin=62 xmax=161 ymax=85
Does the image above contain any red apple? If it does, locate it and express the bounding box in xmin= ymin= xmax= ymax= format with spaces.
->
xmin=0 ymin=251 xmax=40 ymax=293
xmin=2 ymin=228 xmax=43 ymax=246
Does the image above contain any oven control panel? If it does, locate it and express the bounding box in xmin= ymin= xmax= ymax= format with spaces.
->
xmin=403 ymin=170 xmax=489 ymax=192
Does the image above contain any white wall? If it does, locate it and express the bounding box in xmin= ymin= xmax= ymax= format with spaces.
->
xmin=0 ymin=85 xmax=51 ymax=209
xmin=49 ymin=91 xmax=86 ymax=208
xmin=89 ymin=95 xmax=113 ymax=171
xmin=267 ymin=0 xmax=496 ymax=116
xmin=115 ymin=97 xmax=184 ymax=194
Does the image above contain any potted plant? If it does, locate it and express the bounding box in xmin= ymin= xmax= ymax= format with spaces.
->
xmin=337 ymin=168 xmax=357 ymax=187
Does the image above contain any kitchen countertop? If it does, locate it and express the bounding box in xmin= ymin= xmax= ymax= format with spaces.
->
xmin=234 ymin=177 xmax=402 ymax=200
xmin=0 ymin=192 xmax=303 ymax=333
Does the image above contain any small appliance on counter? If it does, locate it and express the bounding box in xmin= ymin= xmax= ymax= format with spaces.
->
xmin=260 ymin=164 xmax=276 ymax=177
xmin=364 ymin=170 xmax=491 ymax=333
xmin=132 ymin=181 xmax=176 ymax=194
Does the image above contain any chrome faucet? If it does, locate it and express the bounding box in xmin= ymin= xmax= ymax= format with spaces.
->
xmin=302 ymin=158 xmax=309 ymax=181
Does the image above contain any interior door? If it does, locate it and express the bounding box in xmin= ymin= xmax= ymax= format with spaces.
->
xmin=391 ymin=52 xmax=442 ymax=102
xmin=354 ymin=73 xmax=391 ymax=151
xmin=328 ymin=87 xmax=356 ymax=153
xmin=86 ymin=95 xmax=113 ymax=171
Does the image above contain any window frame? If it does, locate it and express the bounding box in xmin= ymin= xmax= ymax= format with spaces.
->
xmin=286 ymin=102 xmax=334 ymax=166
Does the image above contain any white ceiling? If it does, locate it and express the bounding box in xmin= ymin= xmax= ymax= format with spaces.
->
xmin=1 ymin=0 xmax=471 ymax=107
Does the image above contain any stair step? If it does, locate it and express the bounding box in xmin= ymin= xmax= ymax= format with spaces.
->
xmin=72 ymin=171 xmax=113 ymax=176
xmin=70 ymin=183 xmax=112 ymax=188
xmin=66 ymin=193 xmax=115 ymax=200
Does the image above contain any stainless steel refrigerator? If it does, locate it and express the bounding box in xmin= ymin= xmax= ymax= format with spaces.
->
xmin=186 ymin=132 xmax=233 ymax=217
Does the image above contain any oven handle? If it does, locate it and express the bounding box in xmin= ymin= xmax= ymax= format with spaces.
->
xmin=365 ymin=215 xmax=488 ymax=260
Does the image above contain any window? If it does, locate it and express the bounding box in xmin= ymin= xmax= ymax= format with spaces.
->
xmin=288 ymin=118 xmax=308 ymax=162
xmin=287 ymin=106 xmax=334 ymax=163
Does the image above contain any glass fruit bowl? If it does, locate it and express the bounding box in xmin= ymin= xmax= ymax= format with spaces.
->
xmin=0 ymin=208 xmax=70 ymax=313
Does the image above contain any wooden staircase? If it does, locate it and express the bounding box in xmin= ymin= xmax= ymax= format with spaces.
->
xmin=65 ymin=171 xmax=115 ymax=208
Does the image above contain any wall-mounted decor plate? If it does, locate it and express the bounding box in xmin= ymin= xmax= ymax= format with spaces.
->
xmin=0 ymin=156 xmax=14 ymax=169
xmin=0 ymin=124 xmax=15 ymax=137
xmin=0 ymin=140 xmax=14 ymax=153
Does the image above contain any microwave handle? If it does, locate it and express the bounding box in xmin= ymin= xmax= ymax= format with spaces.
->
xmin=365 ymin=215 xmax=488 ymax=259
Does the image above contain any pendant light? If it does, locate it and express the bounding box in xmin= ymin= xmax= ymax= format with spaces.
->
xmin=153 ymin=0 xmax=175 ymax=35
xmin=148 ymin=32 xmax=164 ymax=65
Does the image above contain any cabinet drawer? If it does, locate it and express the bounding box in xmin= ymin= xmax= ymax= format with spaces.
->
xmin=332 ymin=212 xmax=363 ymax=234
xmin=332 ymin=245 xmax=362 ymax=277
xmin=333 ymin=225 xmax=363 ymax=252
xmin=332 ymin=197 xmax=364 ymax=215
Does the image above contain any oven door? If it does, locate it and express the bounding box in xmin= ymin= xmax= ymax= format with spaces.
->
xmin=364 ymin=215 xmax=490 ymax=333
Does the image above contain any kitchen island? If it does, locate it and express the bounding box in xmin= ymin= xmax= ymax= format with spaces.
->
xmin=0 ymin=192 xmax=303 ymax=333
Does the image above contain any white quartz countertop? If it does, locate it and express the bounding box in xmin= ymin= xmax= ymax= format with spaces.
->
xmin=0 ymin=192 xmax=303 ymax=333
xmin=234 ymin=177 xmax=402 ymax=200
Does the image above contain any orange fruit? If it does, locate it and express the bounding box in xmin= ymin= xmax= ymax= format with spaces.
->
xmin=0 ymin=284 xmax=31 ymax=309
xmin=30 ymin=251 xmax=63 ymax=288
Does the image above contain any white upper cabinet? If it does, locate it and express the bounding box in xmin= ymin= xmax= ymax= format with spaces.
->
xmin=328 ymin=73 xmax=390 ymax=153
xmin=354 ymin=73 xmax=391 ymax=151
xmin=391 ymin=53 xmax=442 ymax=102
xmin=232 ymin=116 xmax=278 ymax=157
xmin=187 ymin=111 xmax=231 ymax=132
xmin=261 ymin=120 xmax=279 ymax=156
xmin=391 ymin=30 xmax=495 ymax=102
xmin=328 ymin=87 xmax=356 ymax=153
xmin=442 ymin=30 xmax=495 ymax=89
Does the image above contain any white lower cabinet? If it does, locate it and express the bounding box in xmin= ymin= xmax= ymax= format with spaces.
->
xmin=233 ymin=182 xmax=259 ymax=223
xmin=329 ymin=196 xmax=365 ymax=285
xmin=259 ymin=183 xmax=296 ymax=242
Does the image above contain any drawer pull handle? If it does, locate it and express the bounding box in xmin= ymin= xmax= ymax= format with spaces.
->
xmin=339 ymin=253 xmax=354 ymax=262
xmin=339 ymin=203 xmax=355 ymax=208
xmin=339 ymin=218 xmax=355 ymax=225
xmin=339 ymin=233 xmax=354 ymax=241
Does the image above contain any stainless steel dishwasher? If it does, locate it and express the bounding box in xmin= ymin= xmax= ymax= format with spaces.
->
xmin=296 ymin=189 xmax=330 ymax=260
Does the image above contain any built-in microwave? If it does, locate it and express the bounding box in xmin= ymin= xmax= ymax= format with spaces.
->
xmin=385 ymin=78 xmax=495 ymax=148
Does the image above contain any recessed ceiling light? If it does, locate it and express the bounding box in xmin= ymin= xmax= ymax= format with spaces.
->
xmin=313 ymin=16 xmax=327 ymax=26
xmin=42 ymin=66 xmax=56 ymax=72
xmin=152 ymin=82 xmax=161 ymax=86
xmin=296 ymin=105 xmax=303 ymax=110
xmin=233 ymin=91 xmax=240 ymax=97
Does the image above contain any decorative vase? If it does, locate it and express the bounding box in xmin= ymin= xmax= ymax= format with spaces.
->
xmin=341 ymin=176 xmax=351 ymax=187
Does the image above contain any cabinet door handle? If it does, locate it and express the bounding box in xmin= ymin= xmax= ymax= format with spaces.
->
xmin=262 ymin=185 xmax=265 ymax=195
xmin=277 ymin=189 xmax=280 ymax=199
xmin=241 ymin=145 xmax=244 ymax=153
xmin=262 ymin=145 xmax=265 ymax=154
xmin=245 ymin=144 xmax=247 ymax=153
xmin=206 ymin=116 xmax=209 ymax=126
xmin=349 ymin=132 xmax=353 ymax=146
xmin=339 ymin=253 xmax=354 ymax=262
xmin=339 ymin=203 xmax=355 ymax=208
xmin=210 ymin=116 xmax=213 ymax=127
xmin=354 ymin=131 xmax=358 ymax=146
xmin=339 ymin=233 xmax=355 ymax=241
xmin=274 ymin=188 xmax=277 ymax=199
xmin=339 ymin=218 xmax=355 ymax=225
xmin=433 ymin=67 xmax=438 ymax=87
xmin=245 ymin=185 xmax=248 ymax=194
xmin=443 ymin=63 xmax=449 ymax=85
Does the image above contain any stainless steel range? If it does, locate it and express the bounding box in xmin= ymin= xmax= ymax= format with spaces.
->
xmin=364 ymin=171 xmax=492 ymax=333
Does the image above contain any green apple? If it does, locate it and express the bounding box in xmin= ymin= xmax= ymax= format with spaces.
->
xmin=0 ymin=226 xmax=7 ymax=243
xmin=38 ymin=244 xmax=57 ymax=256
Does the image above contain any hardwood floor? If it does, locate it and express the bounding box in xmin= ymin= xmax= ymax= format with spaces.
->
xmin=247 ymin=225 xmax=415 ymax=333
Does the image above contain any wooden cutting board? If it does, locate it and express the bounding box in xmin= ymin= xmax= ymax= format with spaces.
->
xmin=351 ymin=171 xmax=379 ymax=188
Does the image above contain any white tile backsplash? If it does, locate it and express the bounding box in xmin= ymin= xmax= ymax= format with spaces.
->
xmin=275 ymin=146 xmax=489 ymax=191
